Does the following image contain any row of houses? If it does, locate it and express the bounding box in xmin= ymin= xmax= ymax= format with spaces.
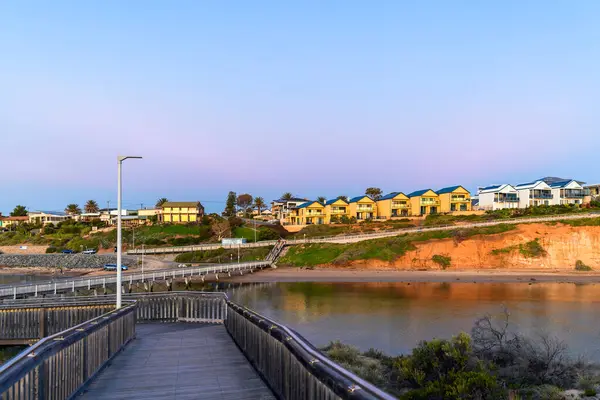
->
xmin=0 ymin=202 xmax=206 ymax=228
xmin=272 ymin=185 xmax=473 ymax=225
xmin=476 ymin=178 xmax=598 ymax=210
xmin=271 ymin=179 xmax=600 ymax=226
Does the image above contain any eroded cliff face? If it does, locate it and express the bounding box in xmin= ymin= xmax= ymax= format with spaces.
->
xmin=361 ymin=223 xmax=600 ymax=270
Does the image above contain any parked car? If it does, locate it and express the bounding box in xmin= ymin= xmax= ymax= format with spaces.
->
xmin=103 ymin=264 xmax=128 ymax=271
xmin=61 ymin=249 xmax=75 ymax=254
xmin=82 ymin=249 xmax=97 ymax=254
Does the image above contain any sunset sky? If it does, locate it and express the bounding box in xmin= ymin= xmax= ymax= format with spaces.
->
xmin=2 ymin=1 xmax=599 ymax=214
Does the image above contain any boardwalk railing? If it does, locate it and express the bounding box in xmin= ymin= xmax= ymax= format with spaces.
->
xmin=0 ymin=301 xmax=117 ymax=345
xmin=127 ymin=212 xmax=600 ymax=255
xmin=1 ymin=292 xmax=395 ymax=399
xmin=226 ymin=301 xmax=396 ymax=400
xmin=0 ymin=302 xmax=136 ymax=400
xmin=0 ymin=261 xmax=271 ymax=300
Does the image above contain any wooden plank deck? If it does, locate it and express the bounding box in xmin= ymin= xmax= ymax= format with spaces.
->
xmin=80 ymin=323 xmax=275 ymax=400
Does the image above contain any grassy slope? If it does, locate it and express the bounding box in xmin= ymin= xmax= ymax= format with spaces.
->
xmin=174 ymin=246 xmax=272 ymax=263
xmin=279 ymin=224 xmax=516 ymax=266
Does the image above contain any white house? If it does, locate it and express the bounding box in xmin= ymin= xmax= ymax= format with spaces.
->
xmin=515 ymin=180 xmax=553 ymax=208
xmin=477 ymin=184 xmax=520 ymax=211
xmin=28 ymin=211 xmax=71 ymax=226
xmin=547 ymin=180 xmax=586 ymax=205
xmin=270 ymin=198 xmax=308 ymax=221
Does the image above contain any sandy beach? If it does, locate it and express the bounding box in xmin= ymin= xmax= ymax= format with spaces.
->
xmin=225 ymin=266 xmax=600 ymax=284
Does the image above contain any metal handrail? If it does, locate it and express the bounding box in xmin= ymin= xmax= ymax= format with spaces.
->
xmin=0 ymin=302 xmax=136 ymax=398
xmin=0 ymin=261 xmax=271 ymax=299
xmin=226 ymin=301 xmax=396 ymax=400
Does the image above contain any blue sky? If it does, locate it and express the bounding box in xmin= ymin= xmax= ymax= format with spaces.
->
xmin=1 ymin=1 xmax=599 ymax=214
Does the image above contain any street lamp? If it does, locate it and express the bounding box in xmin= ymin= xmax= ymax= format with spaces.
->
xmin=116 ymin=155 xmax=142 ymax=308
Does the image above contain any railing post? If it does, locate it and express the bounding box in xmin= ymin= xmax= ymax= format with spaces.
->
xmin=39 ymin=308 xmax=46 ymax=339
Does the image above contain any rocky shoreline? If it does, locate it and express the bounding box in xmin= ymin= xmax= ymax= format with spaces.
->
xmin=0 ymin=254 xmax=136 ymax=269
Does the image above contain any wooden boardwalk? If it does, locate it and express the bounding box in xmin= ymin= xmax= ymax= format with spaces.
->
xmin=80 ymin=323 xmax=275 ymax=400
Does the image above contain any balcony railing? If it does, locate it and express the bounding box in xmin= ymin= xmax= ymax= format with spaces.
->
xmin=331 ymin=209 xmax=347 ymax=214
xmin=305 ymin=212 xmax=325 ymax=216
xmin=357 ymin=207 xmax=373 ymax=211
xmin=420 ymin=200 xmax=439 ymax=206
xmin=562 ymin=192 xmax=585 ymax=198
xmin=495 ymin=196 xmax=519 ymax=202
xmin=391 ymin=203 xmax=410 ymax=208
xmin=451 ymin=197 xmax=470 ymax=202
xmin=530 ymin=194 xmax=553 ymax=199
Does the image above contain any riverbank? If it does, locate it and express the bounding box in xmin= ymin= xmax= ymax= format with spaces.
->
xmin=227 ymin=266 xmax=600 ymax=283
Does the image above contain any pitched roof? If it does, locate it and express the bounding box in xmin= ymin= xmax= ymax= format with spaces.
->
xmin=540 ymin=176 xmax=586 ymax=185
xmin=349 ymin=195 xmax=372 ymax=203
xmin=272 ymin=197 xmax=307 ymax=203
xmin=31 ymin=210 xmax=68 ymax=216
xmin=379 ymin=192 xmax=400 ymax=200
xmin=548 ymin=179 xmax=580 ymax=188
xmin=407 ymin=189 xmax=434 ymax=198
xmin=161 ymin=201 xmax=202 ymax=208
xmin=0 ymin=216 xmax=28 ymax=221
xmin=325 ymin=198 xmax=348 ymax=205
xmin=436 ymin=185 xmax=467 ymax=195
xmin=296 ymin=201 xmax=323 ymax=209
xmin=480 ymin=184 xmax=502 ymax=191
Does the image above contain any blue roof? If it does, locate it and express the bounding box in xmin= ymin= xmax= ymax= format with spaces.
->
xmin=296 ymin=201 xmax=323 ymax=209
xmin=548 ymin=179 xmax=575 ymax=188
xmin=407 ymin=189 xmax=434 ymax=198
xmin=379 ymin=192 xmax=400 ymax=200
xmin=480 ymin=184 xmax=502 ymax=191
xmin=349 ymin=195 xmax=372 ymax=203
xmin=516 ymin=180 xmax=541 ymax=187
xmin=325 ymin=198 xmax=348 ymax=205
xmin=35 ymin=210 xmax=68 ymax=216
xmin=436 ymin=185 xmax=466 ymax=195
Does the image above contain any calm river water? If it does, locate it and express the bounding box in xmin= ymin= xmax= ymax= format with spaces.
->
xmin=228 ymin=282 xmax=600 ymax=362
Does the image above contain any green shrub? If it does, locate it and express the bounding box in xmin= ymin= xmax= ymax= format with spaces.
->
xmin=490 ymin=245 xmax=518 ymax=256
xmin=432 ymin=255 xmax=451 ymax=269
xmin=395 ymin=333 xmax=504 ymax=400
xmin=45 ymin=247 xmax=58 ymax=253
xmin=585 ymin=388 xmax=597 ymax=396
xmin=519 ymin=239 xmax=547 ymax=258
xmin=257 ymin=227 xmax=279 ymax=241
xmin=575 ymin=260 xmax=593 ymax=271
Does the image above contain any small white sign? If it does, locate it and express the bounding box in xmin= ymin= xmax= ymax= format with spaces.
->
xmin=19 ymin=246 xmax=28 ymax=250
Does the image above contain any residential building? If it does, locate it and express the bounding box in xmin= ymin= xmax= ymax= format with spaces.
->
xmin=437 ymin=185 xmax=472 ymax=213
xmin=585 ymin=184 xmax=600 ymax=198
xmin=376 ymin=192 xmax=410 ymax=219
xmin=407 ymin=189 xmax=440 ymax=216
xmin=271 ymin=198 xmax=308 ymax=221
xmin=159 ymin=202 xmax=204 ymax=224
xmin=77 ymin=212 xmax=101 ymax=222
xmin=138 ymin=208 xmax=161 ymax=223
xmin=0 ymin=215 xmax=28 ymax=230
xmin=324 ymin=198 xmax=350 ymax=223
xmin=477 ymin=184 xmax=519 ymax=210
xmin=28 ymin=211 xmax=71 ymax=226
xmin=288 ymin=201 xmax=326 ymax=225
xmin=515 ymin=180 xmax=553 ymax=208
xmin=547 ymin=180 xmax=586 ymax=205
xmin=348 ymin=196 xmax=376 ymax=220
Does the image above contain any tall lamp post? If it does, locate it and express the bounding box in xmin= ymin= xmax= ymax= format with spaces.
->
xmin=116 ymin=155 xmax=142 ymax=308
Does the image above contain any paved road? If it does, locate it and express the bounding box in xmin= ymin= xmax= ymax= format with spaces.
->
xmin=81 ymin=323 xmax=275 ymax=400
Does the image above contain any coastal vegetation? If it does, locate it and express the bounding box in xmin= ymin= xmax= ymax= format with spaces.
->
xmin=490 ymin=239 xmax=548 ymax=259
xmin=173 ymin=246 xmax=272 ymax=263
xmin=431 ymin=254 xmax=451 ymax=269
xmin=0 ymin=215 xmax=283 ymax=253
xmin=322 ymin=310 xmax=597 ymax=399
xmin=279 ymin=224 xmax=517 ymax=266
xmin=575 ymin=260 xmax=593 ymax=271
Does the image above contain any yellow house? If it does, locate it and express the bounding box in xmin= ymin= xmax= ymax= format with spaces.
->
xmin=324 ymin=198 xmax=350 ymax=223
xmin=436 ymin=185 xmax=472 ymax=213
xmin=407 ymin=189 xmax=440 ymax=216
xmin=159 ymin=201 xmax=204 ymax=224
xmin=348 ymin=196 xmax=377 ymax=221
xmin=376 ymin=192 xmax=411 ymax=219
xmin=288 ymin=201 xmax=325 ymax=225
